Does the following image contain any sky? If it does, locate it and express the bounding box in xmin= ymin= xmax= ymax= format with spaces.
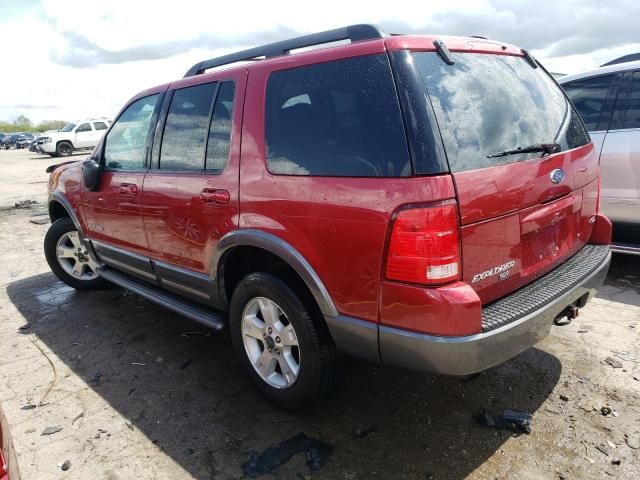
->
xmin=1 ymin=0 xmax=639 ymax=124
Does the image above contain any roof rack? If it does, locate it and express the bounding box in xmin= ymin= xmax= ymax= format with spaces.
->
xmin=184 ymin=24 xmax=385 ymax=77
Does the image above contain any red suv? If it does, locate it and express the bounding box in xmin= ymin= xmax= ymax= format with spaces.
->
xmin=44 ymin=25 xmax=612 ymax=409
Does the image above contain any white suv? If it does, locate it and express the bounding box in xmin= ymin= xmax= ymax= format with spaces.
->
xmin=559 ymin=60 xmax=640 ymax=254
xmin=38 ymin=119 xmax=112 ymax=157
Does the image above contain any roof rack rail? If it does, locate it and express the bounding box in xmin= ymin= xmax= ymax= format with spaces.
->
xmin=184 ymin=24 xmax=385 ymax=78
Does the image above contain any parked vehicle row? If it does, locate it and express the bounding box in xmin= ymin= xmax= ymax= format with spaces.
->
xmin=45 ymin=25 xmax=611 ymax=409
xmin=559 ymin=60 xmax=640 ymax=254
xmin=0 ymin=132 xmax=35 ymax=149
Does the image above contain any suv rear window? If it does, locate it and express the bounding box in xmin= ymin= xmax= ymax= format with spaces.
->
xmin=414 ymin=52 xmax=588 ymax=172
xmin=265 ymin=54 xmax=410 ymax=177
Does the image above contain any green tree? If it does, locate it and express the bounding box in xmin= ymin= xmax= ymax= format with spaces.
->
xmin=35 ymin=120 xmax=67 ymax=132
xmin=13 ymin=114 xmax=32 ymax=128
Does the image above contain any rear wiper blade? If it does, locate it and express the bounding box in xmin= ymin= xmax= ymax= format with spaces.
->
xmin=486 ymin=142 xmax=560 ymax=158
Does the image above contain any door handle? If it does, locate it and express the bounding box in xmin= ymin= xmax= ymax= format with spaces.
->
xmin=119 ymin=183 xmax=137 ymax=196
xmin=200 ymin=188 xmax=230 ymax=204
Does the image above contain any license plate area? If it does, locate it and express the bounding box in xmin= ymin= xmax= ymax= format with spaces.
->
xmin=520 ymin=193 xmax=582 ymax=278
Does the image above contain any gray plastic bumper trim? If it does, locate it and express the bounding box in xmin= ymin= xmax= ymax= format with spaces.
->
xmin=377 ymin=249 xmax=611 ymax=376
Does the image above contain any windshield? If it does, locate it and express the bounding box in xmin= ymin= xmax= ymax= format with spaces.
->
xmin=414 ymin=52 xmax=577 ymax=172
xmin=60 ymin=122 xmax=76 ymax=132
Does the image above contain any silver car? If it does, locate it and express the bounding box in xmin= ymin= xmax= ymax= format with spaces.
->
xmin=559 ymin=59 xmax=640 ymax=255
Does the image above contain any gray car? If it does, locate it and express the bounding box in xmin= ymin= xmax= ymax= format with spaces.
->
xmin=560 ymin=60 xmax=640 ymax=255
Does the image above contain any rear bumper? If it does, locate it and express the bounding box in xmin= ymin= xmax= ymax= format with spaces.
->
xmin=377 ymin=245 xmax=611 ymax=375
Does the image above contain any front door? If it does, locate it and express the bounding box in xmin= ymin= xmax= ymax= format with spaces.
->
xmin=141 ymin=72 xmax=245 ymax=297
xmin=82 ymin=93 xmax=162 ymax=276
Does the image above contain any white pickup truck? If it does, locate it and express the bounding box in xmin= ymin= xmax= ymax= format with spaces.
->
xmin=37 ymin=119 xmax=112 ymax=157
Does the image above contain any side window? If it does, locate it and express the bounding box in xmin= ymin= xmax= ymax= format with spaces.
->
xmin=206 ymin=81 xmax=235 ymax=171
xmin=562 ymin=75 xmax=615 ymax=131
xmin=76 ymin=123 xmax=92 ymax=133
xmin=622 ymin=72 xmax=640 ymax=129
xmin=160 ymin=82 xmax=216 ymax=171
xmin=93 ymin=121 xmax=108 ymax=131
xmin=265 ymin=54 xmax=410 ymax=177
xmin=104 ymin=94 xmax=159 ymax=170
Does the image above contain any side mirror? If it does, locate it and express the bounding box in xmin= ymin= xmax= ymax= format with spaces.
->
xmin=82 ymin=158 xmax=102 ymax=191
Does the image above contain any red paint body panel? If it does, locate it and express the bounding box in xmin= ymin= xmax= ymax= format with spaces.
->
xmin=453 ymin=144 xmax=596 ymax=225
xmin=82 ymin=171 xmax=151 ymax=255
xmin=56 ymin=162 xmax=84 ymax=226
xmin=380 ymin=281 xmax=482 ymax=335
xmin=454 ymin=144 xmax=600 ymax=303
xmin=141 ymin=69 xmax=247 ymax=273
xmin=384 ymin=35 xmax=523 ymax=56
xmin=590 ymin=213 xmax=613 ymax=245
xmin=1 ymin=415 xmax=10 ymax=480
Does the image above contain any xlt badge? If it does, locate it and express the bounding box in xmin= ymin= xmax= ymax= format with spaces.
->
xmin=471 ymin=260 xmax=515 ymax=283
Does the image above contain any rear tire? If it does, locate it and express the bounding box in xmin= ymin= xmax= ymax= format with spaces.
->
xmin=44 ymin=217 xmax=110 ymax=290
xmin=56 ymin=141 xmax=73 ymax=157
xmin=229 ymin=272 xmax=341 ymax=410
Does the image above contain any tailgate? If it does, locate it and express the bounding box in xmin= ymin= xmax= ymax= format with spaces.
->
xmin=455 ymin=145 xmax=599 ymax=303
xmin=412 ymin=49 xmax=598 ymax=304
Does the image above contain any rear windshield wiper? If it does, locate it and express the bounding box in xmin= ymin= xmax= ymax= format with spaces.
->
xmin=486 ymin=142 xmax=560 ymax=158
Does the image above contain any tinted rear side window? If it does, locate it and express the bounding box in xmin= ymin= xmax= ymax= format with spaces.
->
xmin=265 ymin=54 xmax=410 ymax=177
xmin=414 ymin=52 xmax=577 ymax=172
xmin=206 ymin=81 xmax=235 ymax=171
xmin=160 ymin=82 xmax=217 ymax=171
xmin=562 ymin=74 xmax=615 ymax=131
xmin=93 ymin=121 xmax=108 ymax=130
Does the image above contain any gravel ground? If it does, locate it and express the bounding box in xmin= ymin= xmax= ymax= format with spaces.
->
xmin=0 ymin=147 xmax=86 ymax=210
xmin=0 ymin=148 xmax=639 ymax=479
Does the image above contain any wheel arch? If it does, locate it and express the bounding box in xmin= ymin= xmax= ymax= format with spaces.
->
xmin=213 ymin=230 xmax=338 ymax=319
xmin=48 ymin=192 xmax=85 ymax=238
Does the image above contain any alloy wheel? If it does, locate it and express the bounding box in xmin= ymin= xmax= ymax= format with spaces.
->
xmin=241 ymin=296 xmax=301 ymax=389
xmin=55 ymin=231 xmax=98 ymax=280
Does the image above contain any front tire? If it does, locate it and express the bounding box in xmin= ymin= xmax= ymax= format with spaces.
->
xmin=229 ymin=272 xmax=341 ymax=410
xmin=56 ymin=141 xmax=73 ymax=157
xmin=44 ymin=217 xmax=109 ymax=290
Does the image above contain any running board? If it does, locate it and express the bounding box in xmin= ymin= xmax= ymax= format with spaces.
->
xmin=611 ymin=242 xmax=640 ymax=256
xmin=97 ymin=266 xmax=225 ymax=330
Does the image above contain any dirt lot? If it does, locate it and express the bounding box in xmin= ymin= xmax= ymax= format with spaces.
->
xmin=0 ymin=148 xmax=639 ymax=479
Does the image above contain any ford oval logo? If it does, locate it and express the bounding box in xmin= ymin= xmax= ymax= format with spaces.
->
xmin=550 ymin=168 xmax=565 ymax=184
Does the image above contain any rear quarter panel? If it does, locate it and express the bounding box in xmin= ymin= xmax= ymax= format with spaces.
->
xmin=240 ymin=44 xmax=455 ymax=322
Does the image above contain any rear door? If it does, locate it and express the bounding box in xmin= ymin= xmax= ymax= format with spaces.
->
xmin=141 ymin=70 xmax=246 ymax=299
xmin=562 ymin=72 xmax=625 ymax=223
xmin=598 ymin=70 xmax=640 ymax=228
xmin=414 ymin=52 xmax=598 ymax=304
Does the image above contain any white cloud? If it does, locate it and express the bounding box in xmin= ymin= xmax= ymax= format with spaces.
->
xmin=0 ymin=0 xmax=638 ymax=123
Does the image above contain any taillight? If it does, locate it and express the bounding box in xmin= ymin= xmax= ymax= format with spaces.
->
xmin=385 ymin=201 xmax=461 ymax=285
